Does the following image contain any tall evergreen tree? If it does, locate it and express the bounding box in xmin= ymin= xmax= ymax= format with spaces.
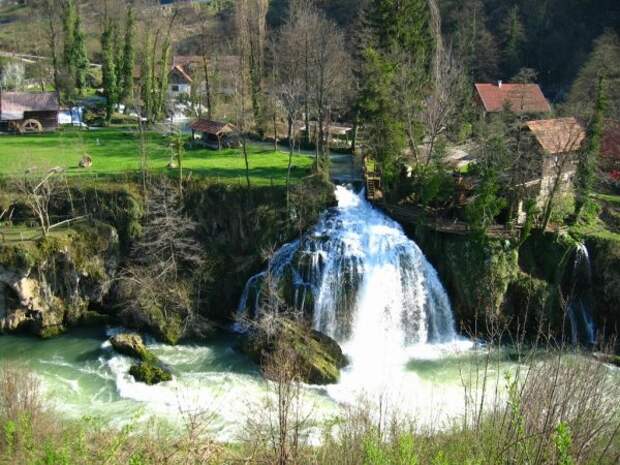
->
xmin=101 ymin=21 xmax=118 ymax=124
xmin=501 ymin=5 xmax=525 ymax=78
xmin=357 ymin=0 xmax=433 ymax=180
xmin=575 ymin=76 xmax=607 ymax=216
xmin=119 ymin=7 xmax=136 ymax=105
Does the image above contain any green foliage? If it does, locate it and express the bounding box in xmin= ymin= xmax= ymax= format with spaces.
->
xmin=553 ymin=422 xmax=575 ymax=465
xmin=465 ymin=166 xmax=507 ymax=236
xmin=549 ymin=194 xmax=575 ymax=226
xmin=408 ymin=164 xmax=455 ymax=208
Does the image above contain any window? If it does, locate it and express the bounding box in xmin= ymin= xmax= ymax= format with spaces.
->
xmin=171 ymin=85 xmax=179 ymax=92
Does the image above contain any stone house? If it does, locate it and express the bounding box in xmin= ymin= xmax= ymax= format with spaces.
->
xmin=522 ymin=117 xmax=586 ymax=215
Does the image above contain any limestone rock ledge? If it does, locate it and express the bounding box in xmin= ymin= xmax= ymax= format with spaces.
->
xmin=0 ymin=222 xmax=119 ymax=337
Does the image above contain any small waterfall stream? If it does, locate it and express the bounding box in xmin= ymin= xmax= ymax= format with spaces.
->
xmin=567 ymin=243 xmax=596 ymax=346
xmin=239 ymin=186 xmax=463 ymax=391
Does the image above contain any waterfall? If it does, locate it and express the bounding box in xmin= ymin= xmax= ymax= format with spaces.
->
xmin=567 ymin=243 xmax=596 ymax=346
xmin=238 ymin=186 xmax=459 ymax=373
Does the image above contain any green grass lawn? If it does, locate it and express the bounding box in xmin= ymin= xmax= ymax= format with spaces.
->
xmin=0 ymin=128 xmax=313 ymax=186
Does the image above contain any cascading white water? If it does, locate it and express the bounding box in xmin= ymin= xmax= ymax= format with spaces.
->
xmin=239 ymin=186 xmax=463 ymax=394
xmin=568 ymin=243 xmax=596 ymax=346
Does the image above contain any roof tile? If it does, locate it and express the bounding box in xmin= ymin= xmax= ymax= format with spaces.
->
xmin=475 ymin=83 xmax=551 ymax=113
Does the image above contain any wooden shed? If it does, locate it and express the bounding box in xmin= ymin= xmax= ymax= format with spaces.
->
xmin=190 ymin=119 xmax=238 ymax=150
xmin=0 ymin=91 xmax=59 ymax=133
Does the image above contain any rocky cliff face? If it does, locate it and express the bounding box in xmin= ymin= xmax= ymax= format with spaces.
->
xmin=407 ymin=223 xmax=619 ymax=345
xmin=0 ymin=177 xmax=335 ymax=342
xmin=0 ymin=222 xmax=119 ymax=337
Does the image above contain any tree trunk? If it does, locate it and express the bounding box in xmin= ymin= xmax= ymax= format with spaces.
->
xmin=273 ymin=111 xmax=278 ymax=152
xmin=286 ymin=117 xmax=293 ymax=210
xmin=242 ymin=134 xmax=251 ymax=188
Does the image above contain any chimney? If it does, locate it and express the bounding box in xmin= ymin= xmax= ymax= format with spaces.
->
xmin=498 ymin=80 xmax=503 ymax=88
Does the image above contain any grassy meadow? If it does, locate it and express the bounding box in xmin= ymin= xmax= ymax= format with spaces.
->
xmin=0 ymin=128 xmax=313 ymax=186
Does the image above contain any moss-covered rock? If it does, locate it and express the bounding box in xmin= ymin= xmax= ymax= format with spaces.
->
xmin=110 ymin=332 xmax=172 ymax=385
xmin=129 ymin=362 xmax=172 ymax=385
xmin=406 ymin=224 xmax=519 ymax=334
xmin=240 ymin=318 xmax=347 ymax=385
xmin=109 ymin=333 xmax=154 ymax=362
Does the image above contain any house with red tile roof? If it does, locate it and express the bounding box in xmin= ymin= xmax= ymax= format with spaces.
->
xmin=475 ymin=82 xmax=551 ymax=115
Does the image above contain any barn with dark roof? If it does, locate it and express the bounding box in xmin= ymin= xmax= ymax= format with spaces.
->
xmin=0 ymin=91 xmax=59 ymax=133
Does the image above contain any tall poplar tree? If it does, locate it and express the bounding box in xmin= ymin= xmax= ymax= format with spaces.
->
xmin=62 ymin=0 xmax=88 ymax=98
xmin=101 ymin=20 xmax=118 ymax=124
xmin=72 ymin=13 xmax=88 ymax=95
xmin=119 ymin=7 xmax=136 ymax=105
xmin=62 ymin=0 xmax=77 ymax=75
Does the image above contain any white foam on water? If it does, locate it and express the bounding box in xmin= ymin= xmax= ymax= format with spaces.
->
xmin=238 ymin=185 xmax=477 ymax=427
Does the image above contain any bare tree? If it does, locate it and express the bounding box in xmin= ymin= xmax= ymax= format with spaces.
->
xmin=36 ymin=0 xmax=63 ymax=101
xmin=235 ymin=0 xmax=269 ymax=127
xmin=422 ymin=48 xmax=465 ymax=165
xmin=195 ymin=4 xmax=214 ymax=117
xmin=119 ymin=178 xmax=205 ymax=341
xmin=271 ymin=17 xmax=306 ymax=208
xmin=11 ymin=167 xmax=81 ymax=237
xmin=233 ymin=1 xmax=256 ymax=188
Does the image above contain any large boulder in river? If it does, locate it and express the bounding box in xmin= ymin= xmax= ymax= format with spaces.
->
xmin=109 ymin=333 xmax=152 ymax=361
xmin=240 ymin=318 xmax=347 ymax=385
xmin=109 ymin=332 xmax=172 ymax=385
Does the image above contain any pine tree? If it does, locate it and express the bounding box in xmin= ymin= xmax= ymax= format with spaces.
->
xmin=119 ymin=7 xmax=136 ymax=105
xmin=501 ymin=6 xmax=525 ymax=78
xmin=575 ymin=76 xmax=607 ymax=216
xmin=357 ymin=0 xmax=433 ymax=181
xmin=101 ymin=21 xmax=118 ymax=124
